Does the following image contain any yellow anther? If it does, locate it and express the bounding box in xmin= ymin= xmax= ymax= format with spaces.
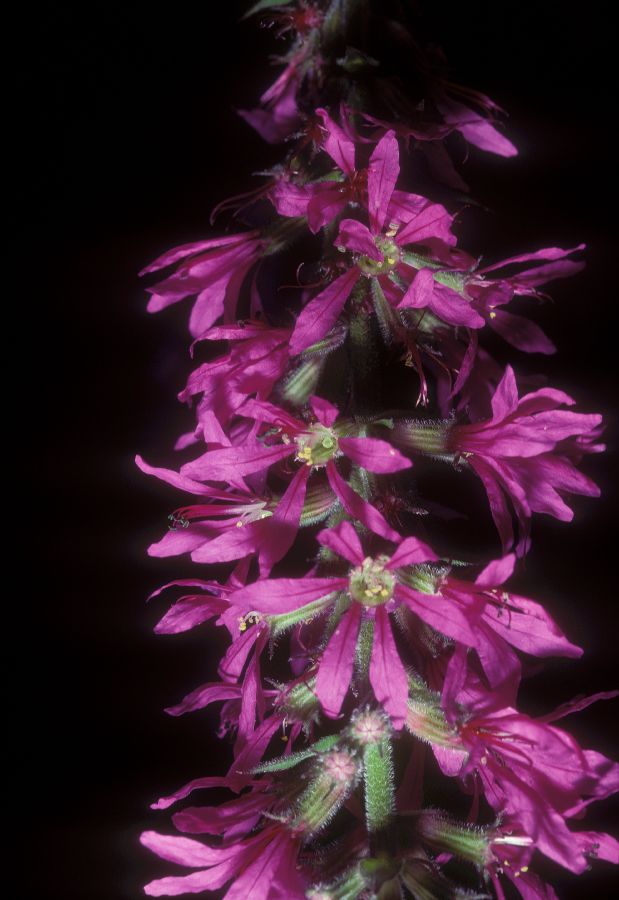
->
xmin=520 ymin=866 xmax=529 ymax=873
xmin=386 ymin=257 xmax=396 ymax=265
xmin=380 ymin=588 xmax=389 ymax=597
xmin=236 ymin=520 xmax=245 ymax=528
xmin=489 ymin=311 xmax=497 ymax=319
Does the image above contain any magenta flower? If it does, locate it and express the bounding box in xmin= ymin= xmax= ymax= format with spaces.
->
xmin=398 ymin=365 xmax=603 ymax=553
xmin=451 ymin=366 xmax=603 ymax=552
xmin=177 ymin=321 xmax=292 ymax=429
xmin=228 ymin=521 xmax=482 ymax=729
xmin=287 ymin=130 xmax=468 ymax=355
xmin=136 ymin=454 xmax=315 ymax=576
xmin=140 ymin=232 xmax=265 ymax=338
xmin=403 ymin=550 xmax=582 ymax=691
xmin=141 ymin=821 xmax=305 ymax=898
xmin=179 ymin=395 xmax=411 ymax=542
xmin=438 ymin=675 xmax=619 ymax=875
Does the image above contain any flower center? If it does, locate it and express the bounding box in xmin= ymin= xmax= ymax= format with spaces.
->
xmin=349 ymin=556 xmax=395 ymax=606
xmin=294 ymin=425 xmax=338 ymax=467
xmin=358 ymin=236 xmax=401 ymax=276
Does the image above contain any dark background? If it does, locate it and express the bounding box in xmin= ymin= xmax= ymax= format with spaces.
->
xmin=28 ymin=2 xmax=617 ymax=897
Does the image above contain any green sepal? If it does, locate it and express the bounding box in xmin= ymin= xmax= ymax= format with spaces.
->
xmin=355 ymin=617 xmax=374 ymax=676
xmin=300 ymin=482 xmax=339 ymax=527
xmin=417 ymin=811 xmax=491 ymax=866
xmin=250 ymin=733 xmax=340 ymax=774
xmin=267 ymin=594 xmax=334 ymax=638
xmin=282 ymin=357 xmax=328 ymax=407
xmin=301 ymin=322 xmax=348 ymax=357
xmin=401 ymin=251 xmax=466 ymax=293
xmin=363 ymin=737 xmax=395 ymax=832
xmin=371 ymin=278 xmax=402 ymax=344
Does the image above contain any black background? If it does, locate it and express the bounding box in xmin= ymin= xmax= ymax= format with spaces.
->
xmin=28 ymin=2 xmax=618 ymax=898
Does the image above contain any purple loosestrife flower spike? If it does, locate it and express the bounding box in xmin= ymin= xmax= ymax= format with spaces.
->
xmin=137 ymin=4 xmax=617 ymax=898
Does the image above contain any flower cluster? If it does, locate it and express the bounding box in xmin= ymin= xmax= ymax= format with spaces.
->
xmin=137 ymin=3 xmax=617 ymax=898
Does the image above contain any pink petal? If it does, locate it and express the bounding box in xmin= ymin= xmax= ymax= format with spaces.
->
xmin=326 ymin=461 xmax=401 ymax=543
xmin=488 ymin=309 xmax=556 ymax=354
xmin=180 ymin=443 xmax=292 ymax=480
xmin=135 ymin=455 xmax=213 ymax=495
xmin=474 ymin=554 xmax=515 ymax=588
xmin=491 ymin=365 xmax=520 ymax=421
xmin=144 ymin=862 xmax=240 ymax=896
xmin=155 ymin=596 xmax=226 ymax=635
xmin=151 ymin=776 xmax=231 ymax=811
xmin=223 ymin=832 xmax=297 ymax=900
xmin=395 ymin=583 xmax=479 ymax=647
xmin=368 ymin=129 xmax=399 ymax=233
xmin=172 ymin=794 xmax=270 ymax=836
xmin=139 ymin=233 xmax=255 ymax=276
xmin=317 ymin=520 xmax=365 ymax=565
xmin=396 ymin=204 xmax=455 ymax=247
xmin=289 ymin=267 xmax=360 ymax=356
xmin=336 ymin=219 xmax=382 ymax=259
xmin=229 ymin=577 xmax=347 ymax=615
xmin=258 ymin=466 xmax=311 ymax=574
xmin=398 ymin=267 xmax=434 ymax=309
xmin=190 ymin=523 xmax=262 ymax=565
xmin=430 ymin=284 xmax=486 ymax=328
xmin=339 ymin=436 xmax=412 ymax=473
xmin=436 ymin=97 xmax=517 ymax=158
xmin=369 ymin=606 xmax=409 ymax=728
xmin=165 ymin=682 xmax=241 ymax=717
xmin=315 ymin=604 xmax=362 ymax=717
xmin=480 ymin=244 xmax=586 ymax=273
xmin=386 ymin=536 xmax=438 ymax=570
xmin=307 ymin=186 xmax=348 ymax=233
xmin=310 ymin=395 xmax=340 ymax=427
xmin=139 ymin=830 xmax=242 ymax=867
xmin=316 ymin=107 xmax=356 ymax=175
xmin=148 ymin=526 xmax=215 ymax=559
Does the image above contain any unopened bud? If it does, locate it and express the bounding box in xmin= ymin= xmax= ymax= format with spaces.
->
xmin=291 ymin=749 xmax=360 ymax=836
xmin=349 ymin=708 xmax=391 ymax=746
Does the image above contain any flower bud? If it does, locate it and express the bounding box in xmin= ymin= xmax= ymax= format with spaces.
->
xmin=291 ymin=749 xmax=360 ymax=836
